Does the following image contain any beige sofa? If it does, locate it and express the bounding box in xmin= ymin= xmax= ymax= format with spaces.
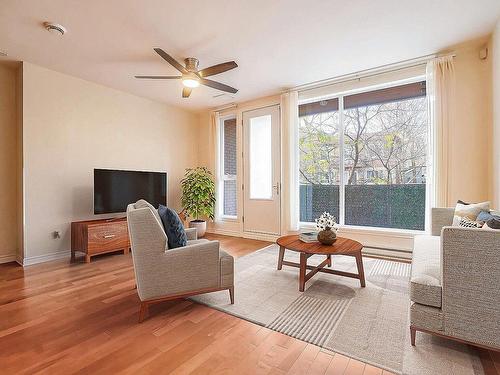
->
xmin=127 ymin=200 xmax=234 ymax=322
xmin=410 ymin=207 xmax=500 ymax=350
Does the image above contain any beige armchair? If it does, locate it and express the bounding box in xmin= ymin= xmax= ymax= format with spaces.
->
xmin=127 ymin=200 xmax=234 ymax=322
xmin=410 ymin=208 xmax=500 ymax=350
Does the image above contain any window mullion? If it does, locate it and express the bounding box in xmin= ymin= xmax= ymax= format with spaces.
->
xmin=338 ymin=95 xmax=345 ymax=226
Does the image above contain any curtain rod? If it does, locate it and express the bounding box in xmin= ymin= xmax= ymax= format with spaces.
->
xmin=212 ymin=103 xmax=237 ymax=113
xmin=287 ymin=52 xmax=456 ymax=94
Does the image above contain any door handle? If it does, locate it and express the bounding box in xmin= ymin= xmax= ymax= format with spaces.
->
xmin=103 ymin=234 xmax=116 ymax=239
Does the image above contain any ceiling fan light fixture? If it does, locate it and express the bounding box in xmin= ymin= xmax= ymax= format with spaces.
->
xmin=182 ymin=77 xmax=200 ymax=88
xmin=136 ymin=48 xmax=238 ymax=98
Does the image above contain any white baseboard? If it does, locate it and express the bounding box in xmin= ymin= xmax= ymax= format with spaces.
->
xmin=0 ymin=253 xmax=17 ymax=264
xmin=206 ymin=228 xmax=241 ymax=237
xmin=242 ymin=232 xmax=279 ymax=242
xmin=363 ymin=247 xmax=412 ymax=261
xmin=20 ymin=250 xmax=70 ymax=266
xmin=206 ymin=229 xmax=279 ymax=242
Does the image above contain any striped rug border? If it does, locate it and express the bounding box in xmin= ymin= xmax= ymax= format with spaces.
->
xmin=369 ymin=259 xmax=411 ymax=278
xmin=266 ymin=295 xmax=351 ymax=347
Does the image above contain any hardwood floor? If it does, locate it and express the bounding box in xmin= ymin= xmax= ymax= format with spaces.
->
xmin=0 ymin=234 xmax=497 ymax=375
xmin=204 ymin=233 xmax=272 ymax=257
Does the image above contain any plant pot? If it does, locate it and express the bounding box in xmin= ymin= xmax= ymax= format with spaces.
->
xmin=317 ymin=228 xmax=337 ymax=245
xmin=189 ymin=220 xmax=207 ymax=238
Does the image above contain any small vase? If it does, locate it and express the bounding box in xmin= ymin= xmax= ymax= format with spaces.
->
xmin=317 ymin=227 xmax=336 ymax=245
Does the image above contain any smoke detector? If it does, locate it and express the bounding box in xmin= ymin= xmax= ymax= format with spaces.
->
xmin=43 ymin=22 xmax=67 ymax=36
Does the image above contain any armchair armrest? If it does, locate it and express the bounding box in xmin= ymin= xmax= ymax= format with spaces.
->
xmin=135 ymin=240 xmax=222 ymax=301
xmin=431 ymin=208 xmax=454 ymax=236
xmin=441 ymin=227 xmax=500 ymax=348
xmin=185 ymin=227 xmax=197 ymax=241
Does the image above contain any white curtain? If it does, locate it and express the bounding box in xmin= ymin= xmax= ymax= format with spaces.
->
xmin=281 ymin=91 xmax=299 ymax=232
xmin=426 ymin=56 xmax=455 ymax=210
xmin=208 ymin=111 xmax=221 ymax=222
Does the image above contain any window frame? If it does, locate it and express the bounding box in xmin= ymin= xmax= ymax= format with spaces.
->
xmin=219 ymin=114 xmax=238 ymax=220
xmin=296 ymin=75 xmax=430 ymax=233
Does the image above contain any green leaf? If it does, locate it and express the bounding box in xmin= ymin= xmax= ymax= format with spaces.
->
xmin=181 ymin=167 xmax=216 ymax=221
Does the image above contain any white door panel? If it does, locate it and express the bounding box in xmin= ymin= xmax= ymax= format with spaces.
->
xmin=243 ymin=105 xmax=281 ymax=235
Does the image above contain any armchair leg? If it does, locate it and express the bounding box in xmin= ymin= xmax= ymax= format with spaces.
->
xmin=410 ymin=326 xmax=416 ymax=346
xmin=229 ymin=287 xmax=234 ymax=304
xmin=139 ymin=302 xmax=149 ymax=323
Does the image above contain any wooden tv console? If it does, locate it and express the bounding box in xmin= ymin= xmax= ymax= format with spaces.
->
xmin=71 ymin=217 xmax=130 ymax=263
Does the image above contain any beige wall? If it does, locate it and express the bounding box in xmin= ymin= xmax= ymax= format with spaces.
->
xmin=493 ymin=19 xmax=500 ymax=209
xmin=21 ymin=62 xmax=199 ymax=261
xmin=0 ymin=63 xmax=18 ymax=262
xmin=445 ymin=38 xmax=493 ymax=205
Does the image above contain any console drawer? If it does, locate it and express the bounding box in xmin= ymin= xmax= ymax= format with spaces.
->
xmin=87 ymin=222 xmax=129 ymax=254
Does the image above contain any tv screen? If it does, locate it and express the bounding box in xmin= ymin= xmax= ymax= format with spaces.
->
xmin=94 ymin=169 xmax=167 ymax=214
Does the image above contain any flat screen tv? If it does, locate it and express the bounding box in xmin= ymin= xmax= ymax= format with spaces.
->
xmin=94 ymin=169 xmax=167 ymax=214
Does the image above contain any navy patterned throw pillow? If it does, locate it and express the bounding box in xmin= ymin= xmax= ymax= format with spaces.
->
xmin=158 ymin=205 xmax=187 ymax=249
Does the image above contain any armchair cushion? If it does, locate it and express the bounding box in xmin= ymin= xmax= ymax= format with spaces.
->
xmin=158 ymin=205 xmax=187 ymax=249
xmin=410 ymin=235 xmax=442 ymax=308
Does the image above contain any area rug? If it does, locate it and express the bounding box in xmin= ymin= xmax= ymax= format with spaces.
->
xmin=191 ymin=245 xmax=484 ymax=375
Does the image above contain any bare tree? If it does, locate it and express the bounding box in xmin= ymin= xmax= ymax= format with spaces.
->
xmin=299 ymin=111 xmax=339 ymax=185
xmin=299 ymin=97 xmax=427 ymax=186
xmin=344 ymin=105 xmax=385 ymax=184
xmin=362 ymin=99 xmax=427 ymax=185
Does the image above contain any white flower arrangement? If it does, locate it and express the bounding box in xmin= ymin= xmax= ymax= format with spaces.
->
xmin=315 ymin=212 xmax=337 ymax=231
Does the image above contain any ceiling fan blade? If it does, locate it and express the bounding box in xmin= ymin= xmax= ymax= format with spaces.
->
xmin=198 ymin=61 xmax=238 ymax=77
xmin=153 ymin=48 xmax=187 ymax=74
xmin=135 ymin=75 xmax=181 ymax=79
xmin=200 ymin=78 xmax=238 ymax=94
xmin=182 ymin=87 xmax=192 ymax=98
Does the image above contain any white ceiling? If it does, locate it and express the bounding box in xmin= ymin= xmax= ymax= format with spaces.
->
xmin=1 ymin=0 xmax=499 ymax=111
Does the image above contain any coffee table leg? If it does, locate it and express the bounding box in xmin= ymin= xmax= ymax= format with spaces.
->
xmin=355 ymin=252 xmax=366 ymax=287
xmin=299 ymin=253 xmax=307 ymax=292
xmin=327 ymin=254 xmax=332 ymax=267
xmin=277 ymin=246 xmax=285 ymax=270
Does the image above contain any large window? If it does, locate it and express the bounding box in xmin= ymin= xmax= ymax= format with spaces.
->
xmin=220 ymin=116 xmax=237 ymax=218
xmin=299 ymin=80 xmax=427 ymax=230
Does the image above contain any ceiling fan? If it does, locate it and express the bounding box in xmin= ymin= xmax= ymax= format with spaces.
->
xmin=135 ymin=48 xmax=238 ymax=98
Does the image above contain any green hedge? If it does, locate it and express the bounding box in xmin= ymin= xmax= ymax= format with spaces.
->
xmin=300 ymin=184 xmax=426 ymax=230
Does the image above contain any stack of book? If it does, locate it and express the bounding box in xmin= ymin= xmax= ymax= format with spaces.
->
xmin=299 ymin=231 xmax=318 ymax=243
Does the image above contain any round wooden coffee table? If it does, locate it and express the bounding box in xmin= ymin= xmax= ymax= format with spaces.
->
xmin=276 ymin=235 xmax=365 ymax=292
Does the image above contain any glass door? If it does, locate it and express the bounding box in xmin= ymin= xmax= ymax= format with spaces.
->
xmin=242 ymin=105 xmax=281 ymax=235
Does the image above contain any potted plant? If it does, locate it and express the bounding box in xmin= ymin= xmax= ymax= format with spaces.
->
xmin=180 ymin=167 xmax=216 ymax=237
